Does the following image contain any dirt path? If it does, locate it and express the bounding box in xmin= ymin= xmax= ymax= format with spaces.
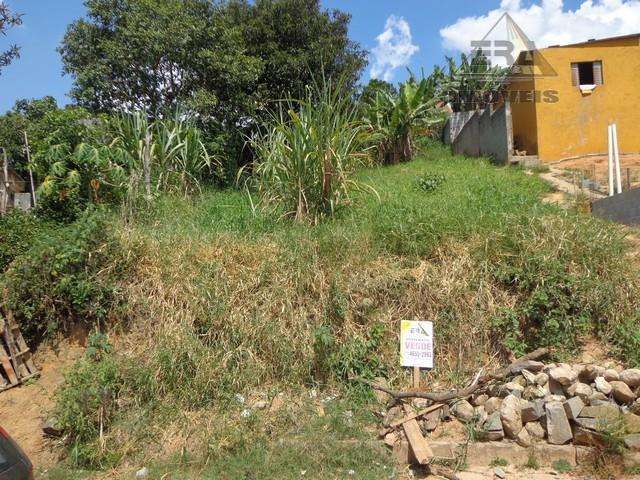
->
xmin=0 ymin=338 xmax=85 ymax=471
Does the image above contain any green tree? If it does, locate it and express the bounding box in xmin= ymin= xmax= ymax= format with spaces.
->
xmin=0 ymin=4 xmax=22 ymax=73
xmin=59 ymin=0 xmax=366 ymax=125
xmin=358 ymin=79 xmax=397 ymax=106
xmin=59 ymin=0 xmax=261 ymax=118
xmin=0 ymin=97 xmax=60 ymax=173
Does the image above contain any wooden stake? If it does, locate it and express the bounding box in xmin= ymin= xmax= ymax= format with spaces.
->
xmin=23 ymin=131 xmax=36 ymax=207
xmin=413 ymin=366 xmax=420 ymax=389
xmin=402 ymin=404 xmax=433 ymax=465
xmin=1 ymin=148 xmax=9 ymax=215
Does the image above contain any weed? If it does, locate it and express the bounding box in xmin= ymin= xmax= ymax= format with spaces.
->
xmin=552 ymin=459 xmax=573 ymax=473
xmin=489 ymin=457 xmax=508 ymax=467
xmin=415 ymin=173 xmax=445 ymax=192
xmin=524 ymin=452 xmax=540 ymax=470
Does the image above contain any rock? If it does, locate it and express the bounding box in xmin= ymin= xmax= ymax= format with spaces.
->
xmin=631 ymin=399 xmax=640 ymax=415
xmin=521 ymin=400 xmax=545 ymax=423
xmin=500 ymin=394 xmax=523 ymax=439
xmin=136 ymin=468 xmax=149 ymax=479
xmin=484 ymin=412 xmax=505 ymax=441
xmin=525 ymin=421 xmax=546 ymax=440
xmin=474 ymin=405 xmax=488 ymax=425
xmin=545 ymin=394 xmax=566 ymax=403
xmin=423 ymin=409 xmax=441 ymax=431
xmin=384 ymin=431 xmax=399 ymax=447
xmin=252 ymin=400 xmax=269 ymax=410
xmin=511 ymin=360 xmax=544 ymax=374
xmin=575 ymin=416 xmax=598 ymax=430
xmin=563 ymin=396 xmax=585 ymax=421
xmin=521 ymin=369 xmax=536 ymax=385
xmin=383 ymin=406 xmax=403 ymax=427
xmin=534 ymin=372 xmax=549 ymax=387
xmin=392 ymin=439 xmax=410 ymax=464
xmin=572 ymin=425 xmax=605 ymax=447
xmin=589 ymin=391 xmax=608 ymax=404
xmin=513 ymin=375 xmax=528 ymax=387
xmin=604 ymin=369 xmax=620 ymax=382
xmin=485 ymin=397 xmax=502 ymax=415
xmin=625 ymin=434 xmax=640 ymax=451
xmin=580 ymin=403 xmax=621 ymax=422
xmin=547 ymin=378 xmax=565 ymax=396
xmin=42 ymin=417 xmax=63 ymax=437
xmin=502 ymin=382 xmax=524 ymax=398
xmin=594 ymin=377 xmax=612 ymax=396
xmin=611 ymin=381 xmax=636 ymax=404
xmin=522 ymin=385 xmax=546 ymax=400
xmin=624 ymin=412 xmax=640 ymax=434
xmin=545 ymin=401 xmax=573 ymax=445
xmin=580 ymin=365 xmax=605 ymax=383
xmin=452 ymin=400 xmax=475 ymax=422
xmin=566 ymin=382 xmax=592 ymax=401
xmin=494 ymin=467 xmax=506 ymax=479
xmin=472 ymin=393 xmax=489 ymax=407
xmin=549 ymin=366 xmax=578 ymax=386
xmin=515 ymin=427 xmax=532 ymax=447
xmin=621 ymin=369 xmax=640 ymax=388
xmin=373 ymin=377 xmax=391 ymax=404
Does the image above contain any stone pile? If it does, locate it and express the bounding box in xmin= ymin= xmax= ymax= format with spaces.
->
xmin=380 ymin=362 xmax=640 ymax=455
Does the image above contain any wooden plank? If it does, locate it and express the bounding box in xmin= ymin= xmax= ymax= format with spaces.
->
xmin=402 ymin=404 xmax=433 ymax=465
xmin=5 ymin=304 xmax=36 ymax=374
xmin=0 ymin=342 xmax=18 ymax=385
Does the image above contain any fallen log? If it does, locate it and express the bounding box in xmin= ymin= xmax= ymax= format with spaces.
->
xmin=356 ymin=348 xmax=549 ymax=401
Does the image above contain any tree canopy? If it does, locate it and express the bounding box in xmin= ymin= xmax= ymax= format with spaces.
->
xmin=59 ymin=0 xmax=367 ymax=126
xmin=0 ymin=4 xmax=22 ymax=74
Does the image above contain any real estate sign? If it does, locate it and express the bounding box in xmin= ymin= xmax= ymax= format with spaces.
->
xmin=400 ymin=320 xmax=434 ymax=369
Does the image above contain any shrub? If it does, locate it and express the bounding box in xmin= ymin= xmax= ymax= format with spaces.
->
xmin=1 ymin=208 xmax=134 ymax=343
xmin=0 ymin=211 xmax=52 ymax=271
xmin=415 ymin=173 xmax=445 ymax=192
xmin=483 ymin=213 xmax=639 ymax=359
xmin=54 ymin=334 xmax=129 ymax=468
xmin=247 ymin=76 xmax=372 ymax=223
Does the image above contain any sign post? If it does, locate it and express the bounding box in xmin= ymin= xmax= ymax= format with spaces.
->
xmin=400 ymin=320 xmax=434 ymax=390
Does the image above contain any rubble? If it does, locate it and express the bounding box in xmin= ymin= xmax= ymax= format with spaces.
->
xmin=375 ymin=358 xmax=640 ymax=468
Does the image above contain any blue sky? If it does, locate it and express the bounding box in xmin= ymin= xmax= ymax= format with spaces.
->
xmin=2 ymin=0 xmax=638 ymax=112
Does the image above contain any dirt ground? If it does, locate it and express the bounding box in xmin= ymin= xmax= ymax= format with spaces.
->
xmin=0 ymin=335 xmax=85 ymax=471
xmin=553 ymin=153 xmax=640 ymax=194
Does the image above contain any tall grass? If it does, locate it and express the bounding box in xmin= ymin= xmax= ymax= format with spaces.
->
xmin=247 ymin=77 xmax=372 ymax=223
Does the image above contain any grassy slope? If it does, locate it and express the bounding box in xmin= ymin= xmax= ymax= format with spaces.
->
xmin=45 ymin=142 xmax=640 ymax=478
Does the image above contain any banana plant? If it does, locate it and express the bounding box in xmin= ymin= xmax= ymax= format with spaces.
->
xmin=363 ymin=77 xmax=444 ymax=163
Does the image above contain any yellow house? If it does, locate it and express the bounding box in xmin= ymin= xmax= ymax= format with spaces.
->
xmin=509 ymin=33 xmax=640 ymax=163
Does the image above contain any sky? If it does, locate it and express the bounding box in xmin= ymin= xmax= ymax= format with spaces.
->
xmin=1 ymin=0 xmax=640 ymax=112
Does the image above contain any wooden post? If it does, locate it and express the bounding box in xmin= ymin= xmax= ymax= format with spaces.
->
xmin=23 ymin=131 xmax=36 ymax=207
xmin=413 ymin=366 xmax=420 ymax=389
xmin=1 ymin=148 xmax=9 ymax=215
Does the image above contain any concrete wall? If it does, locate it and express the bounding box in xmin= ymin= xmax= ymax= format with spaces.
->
xmin=592 ymin=188 xmax=640 ymax=225
xmin=444 ymin=101 xmax=513 ymax=164
xmin=522 ymin=37 xmax=640 ymax=162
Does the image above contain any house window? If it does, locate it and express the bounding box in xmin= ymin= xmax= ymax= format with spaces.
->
xmin=571 ymin=61 xmax=603 ymax=86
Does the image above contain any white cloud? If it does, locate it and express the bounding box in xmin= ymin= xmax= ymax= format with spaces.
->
xmin=440 ymin=0 xmax=640 ymax=59
xmin=370 ymin=15 xmax=419 ymax=82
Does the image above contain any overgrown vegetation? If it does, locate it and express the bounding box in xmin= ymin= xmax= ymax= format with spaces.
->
xmin=26 ymin=144 xmax=638 ymax=474
xmin=247 ymin=77 xmax=370 ymax=222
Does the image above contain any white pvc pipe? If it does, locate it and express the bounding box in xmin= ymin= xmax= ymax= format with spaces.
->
xmin=608 ymin=124 xmax=614 ymax=196
xmin=613 ymin=123 xmax=623 ymax=194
